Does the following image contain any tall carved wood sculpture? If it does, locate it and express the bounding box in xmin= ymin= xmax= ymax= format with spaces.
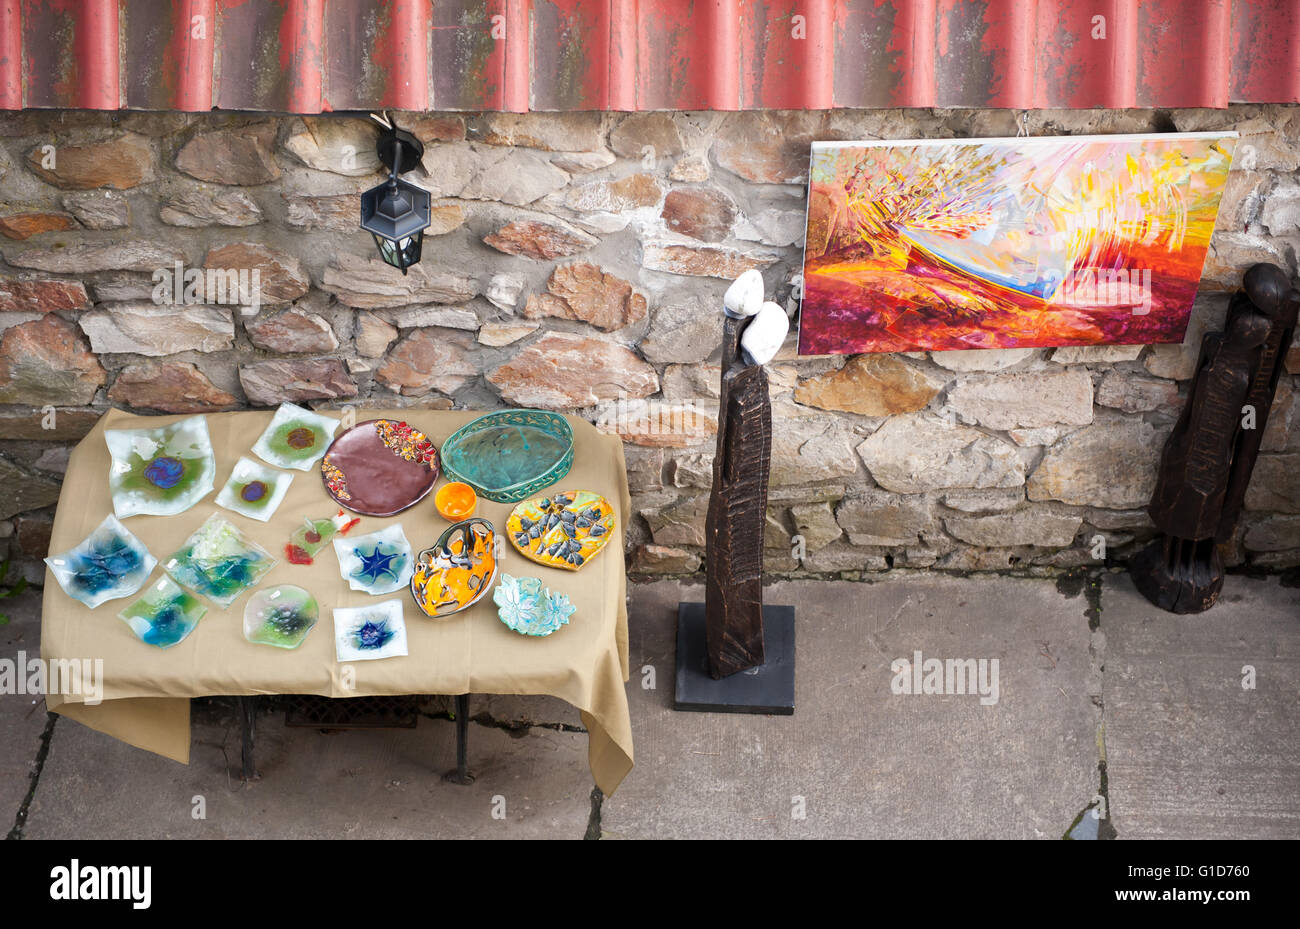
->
xmin=676 ymin=270 xmax=794 ymax=711
xmin=704 ymin=312 xmax=772 ymax=677
xmin=1131 ymin=263 xmax=1299 ymax=613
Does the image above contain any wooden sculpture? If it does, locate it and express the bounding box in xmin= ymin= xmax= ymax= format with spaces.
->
xmin=704 ymin=271 xmax=788 ymax=678
xmin=1131 ymin=263 xmax=1299 ymax=613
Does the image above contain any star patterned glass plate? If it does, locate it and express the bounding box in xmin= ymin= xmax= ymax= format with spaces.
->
xmin=163 ymin=513 xmax=278 ymax=608
xmin=118 ymin=575 xmax=207 ymax=649
xmin=251 ymin=402 xmax=340 ymax=471
xmin=45 ymin=514 xmax=157 ymax=609
xmin=105 ymin=415 xmax=216 ymax=518
xmin=215 ymin=457 xmax=294 ymax=522
xmin=333 ymin=599 xmax=408 ymax=662
xmin=333 ymin=523 xmax=414 ymax=596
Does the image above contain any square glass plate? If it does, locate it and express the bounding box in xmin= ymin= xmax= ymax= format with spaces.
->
xmin=45 ymin=514 xmax=157 ymax=609
xmin=105 ymin=415 xmax=216 ymax=518
xmin=251 ymin=402 xmax=339 ymax=471
xmin=164 ymin=513 xmax=278 ymax=608
xmin=332 ymin=523 xmax=414 ymax=596
xmin=333 ymin=599 xmax=408 ymax=662
xmin=118 ymin=574 xmax=208 ymax=648
xmin=215 ymin=456 xmax=294 ymax=522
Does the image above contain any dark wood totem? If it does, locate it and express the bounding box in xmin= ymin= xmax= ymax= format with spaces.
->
xmin=1131 ymin=263 xmax=1299 ymax=613
xmin=703 ymin=313 xmax=771 ymax=677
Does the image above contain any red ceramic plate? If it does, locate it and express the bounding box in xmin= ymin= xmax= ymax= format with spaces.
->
xmin=319 ymin=419 xmax=440 ymax=516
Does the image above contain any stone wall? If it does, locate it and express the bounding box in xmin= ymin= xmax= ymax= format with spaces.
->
xmin=0 ymin=106 xmax=1298 ymax=584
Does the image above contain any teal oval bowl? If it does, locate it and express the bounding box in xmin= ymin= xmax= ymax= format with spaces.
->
xmin=440 ymin=409 xmax=574 ymax=504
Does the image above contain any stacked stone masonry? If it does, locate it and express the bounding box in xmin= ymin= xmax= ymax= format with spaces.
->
xmin=0 ymin=107 xmax=1298 ymax=584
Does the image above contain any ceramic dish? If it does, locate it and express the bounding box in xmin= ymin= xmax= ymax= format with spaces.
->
xmin=434 ymin=481 xmax=477 ymax=520
xmin=506 ymin=490 xmax=615 ymax=571
xmin=45 ymin=514 xmax=157 ymax=609
xmin=105 ymin=415 xmax=216 ymax=518
xmin=409 ymin=518 xmax=498 ymax=618
xmin=493 ymin=574 xmax=575 ymax=637
xmin=320 ymin=419 xmax=439 ymax=516
xmin=440 ymin=409 xmax=573 ymax=503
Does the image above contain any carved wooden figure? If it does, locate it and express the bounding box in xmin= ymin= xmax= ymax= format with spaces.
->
xmin=704 ymin=313 xmax=771 ymax=677
xmin=1131 ymin=263 xmax=1299 ymax=613
xmin=702 ymin=271 xmax=788 ymax=678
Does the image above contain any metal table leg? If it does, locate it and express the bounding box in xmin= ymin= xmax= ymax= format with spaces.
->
xmin=237 ymin=695 xmax=259 ymax=781
xmin=444 ymin=693 xmax=474 ymax=785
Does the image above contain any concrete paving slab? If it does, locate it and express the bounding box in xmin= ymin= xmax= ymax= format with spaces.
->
xmin=23 ymin=697 xmax=592 ymax=839
xmin=1100 ymin=572 xmax=1300 ymax=839
xmin=0 ymin=588 xmax=52 ymax=834
xmin=602 ymin=575 xmax=1100 ymax=839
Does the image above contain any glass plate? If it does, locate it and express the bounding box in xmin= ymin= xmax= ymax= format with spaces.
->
xmin=164 ymin=513 xmax=278 ymax=607
xmin=45 ymin=514 xmax=157 ymax=609
xmin=333 ymin=599 xmax=408 ymax=662
xmin=105 ymin=415 xmax=216 ymax=518
xmin=333 ymin=523 xmax=414 ymax=596
xmin=244 ymin=584 xmax=319 ymax=649
xmin=118 ymin=575 xmax=208 ymax=648
xmin=215 ymin=456 xmax=294 ymax=522
xmin=251 ymin=402 xmax=340 ymax=471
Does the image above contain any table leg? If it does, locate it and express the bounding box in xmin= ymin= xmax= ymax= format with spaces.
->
xmin=444 ymin=693 xmax=474 ymax=785
xmin=237 ymin=695 xmax=259 ymax=781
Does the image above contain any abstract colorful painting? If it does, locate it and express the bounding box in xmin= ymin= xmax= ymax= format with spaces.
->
xmin=799 ymin=132 xmax=1237 ymax=355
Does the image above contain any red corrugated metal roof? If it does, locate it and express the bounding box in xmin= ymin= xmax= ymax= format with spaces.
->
xmin=1 ymin=0 xmax=1297 ymax=113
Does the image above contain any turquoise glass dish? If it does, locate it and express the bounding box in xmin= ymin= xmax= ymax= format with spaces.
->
xmin=440 ymin=409 xmax=573 ymax=504
xmin=492 ymin=574 xmax=575 ymax=637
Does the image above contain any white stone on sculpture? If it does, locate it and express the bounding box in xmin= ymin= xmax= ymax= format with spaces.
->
xmin=740 ymin=301 xmax=789 ymax=366
xmin=723 ymin=268 xmax=764 ymax=318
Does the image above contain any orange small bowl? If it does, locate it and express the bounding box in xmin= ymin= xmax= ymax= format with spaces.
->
xmin=435 ymin=481 xmax=477 ymax=520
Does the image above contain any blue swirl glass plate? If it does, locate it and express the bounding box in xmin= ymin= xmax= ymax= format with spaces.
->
xmin=118 ymin=575 xmax=207 ymax=649
xmin=45 ymin=514 xmax=157 ymax=609
xmin=105 ymin=415 xmax=216 ymax=518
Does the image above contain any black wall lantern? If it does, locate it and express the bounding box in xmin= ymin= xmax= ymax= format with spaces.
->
xmin=361 ymin=118 xmax=431 ymax=275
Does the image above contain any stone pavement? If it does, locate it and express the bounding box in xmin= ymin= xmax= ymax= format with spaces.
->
xmin=2 ymin=570 xmax=1297 ymax=840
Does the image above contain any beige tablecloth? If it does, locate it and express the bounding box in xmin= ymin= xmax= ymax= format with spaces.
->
xmin=42 ymin=408 xmax=634 ymax=795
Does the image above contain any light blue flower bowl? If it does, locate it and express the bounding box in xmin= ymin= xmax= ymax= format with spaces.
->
xmin=493 ymin=573 xmax=575 ymax=637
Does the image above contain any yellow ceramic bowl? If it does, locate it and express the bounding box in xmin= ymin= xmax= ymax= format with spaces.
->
xmin=435 ymin=481 xmax=477 ymax=520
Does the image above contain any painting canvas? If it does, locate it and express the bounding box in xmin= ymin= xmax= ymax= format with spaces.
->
xmin=798 ymin=132 xmax=1237 ymax=355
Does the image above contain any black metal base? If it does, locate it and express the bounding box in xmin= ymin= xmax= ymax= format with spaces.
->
xmin=674 ymin=602 xmax=795 ymax=714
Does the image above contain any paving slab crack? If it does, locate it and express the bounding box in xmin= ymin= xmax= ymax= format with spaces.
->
xmin=1059 ymin=567 xmax=1116 ymax=839
xmin=418 ymin=709 xmax=587 ymax=737
xmin=6 ymin=711 xmax=57 ymax=841
xmin=584 ymin=786 xmax=603 ymax=840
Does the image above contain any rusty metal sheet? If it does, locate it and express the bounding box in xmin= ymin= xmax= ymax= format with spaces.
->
xmin=1 ymin=0 xmax=1296 ymax=112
